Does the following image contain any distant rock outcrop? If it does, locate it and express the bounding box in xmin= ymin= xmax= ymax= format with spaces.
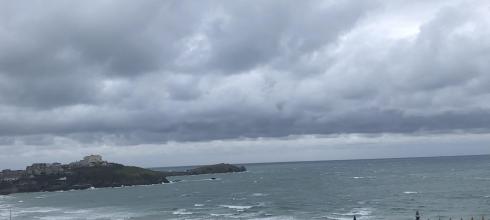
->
xmin=187 ymin=163 xmax=246 ymax=175
xmin=161 ymin=163 xmax=247 ymax=176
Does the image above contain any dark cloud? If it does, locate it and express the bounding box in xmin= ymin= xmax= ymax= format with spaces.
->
xmin=0 ymin=0 xmax=490 ymax=147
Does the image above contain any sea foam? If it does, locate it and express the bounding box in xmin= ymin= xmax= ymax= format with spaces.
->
xmin=220 ymin=205 xmax=254 ymax=210
xmin=172 ymin=208 xmax=193 ymax=215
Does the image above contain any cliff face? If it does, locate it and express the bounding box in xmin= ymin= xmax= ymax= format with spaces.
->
xmin=0 ymin=163 xmax=169 ymax=195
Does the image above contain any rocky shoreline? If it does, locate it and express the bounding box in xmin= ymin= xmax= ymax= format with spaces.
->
xmin=0 ymin=155 xmax=246 ymax=195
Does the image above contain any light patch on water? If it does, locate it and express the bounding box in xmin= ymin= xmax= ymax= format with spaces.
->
xmin=220 ymin=204 xmax=254 ymax=210
xmin=252 ymin=193 xmax=268 ymax=197
xmin=63 ymin=209 xmax=91 ymax=214
xmin=329 ymin=207 xmax=375 ymax=220
xmin=324 ymin=216 xmax=357 ymax=220
xmin=36 ymin=216 xmax=76 ymax=220
xmin=348 ymin=207 xmax=374 ymax=216
xmin=403 ymin=191 xmax=419 ymax=194
xmin=15 ymin=207 xmax=61 ymax=213
xmin=210 ymin=213 xmax=235 ymax=217
xmin=5 ymin=206 xmax=152 ymax=220
xmin=352 ymin=176 xmax=375 ymax=179
xmin=172 ymin=208 xmax=193 ymax=215
xmin=250 ymin=216 xmax=297 ymax=220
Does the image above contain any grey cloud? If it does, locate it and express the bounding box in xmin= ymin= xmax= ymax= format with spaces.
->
xmin=0 ymin=0 xmax=490 ymax=147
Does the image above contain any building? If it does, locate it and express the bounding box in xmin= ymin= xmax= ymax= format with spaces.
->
xmin=0 ymin=169 xmax=25 ymax=182
xmin=1 ymin=155 xmax=110 ymax=182
xmin=81 ymin=155 xmax=103 ymax=166
xmin=69 ymin=155 xmax=107 ymax=168
xmin=26 ymin=163 xmax=64 ymax=176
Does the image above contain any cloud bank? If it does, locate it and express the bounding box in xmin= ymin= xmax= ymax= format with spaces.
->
xmin=1 ymin=0 xmax=490 ymax=166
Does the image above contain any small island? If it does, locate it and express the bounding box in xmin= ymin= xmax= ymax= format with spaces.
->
xmin=0 ymin=155 xmax=246 ymax=195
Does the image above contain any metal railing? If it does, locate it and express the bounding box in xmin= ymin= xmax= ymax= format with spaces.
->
xmin=352 ymin=211 xmax=486 ymax=220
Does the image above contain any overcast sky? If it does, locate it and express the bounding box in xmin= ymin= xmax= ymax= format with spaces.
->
xmin=1 ymin=0 xmax=490 ymax=169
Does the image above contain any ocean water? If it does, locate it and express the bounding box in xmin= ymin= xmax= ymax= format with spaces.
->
xmin=1 ymin=155 xmax=490 ymax=220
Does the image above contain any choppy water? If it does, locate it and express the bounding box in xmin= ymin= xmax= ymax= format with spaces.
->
xmin=1 ymin=155 xmax=490 ymax=219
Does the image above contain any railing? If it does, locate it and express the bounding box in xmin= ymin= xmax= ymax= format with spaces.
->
xmin=0 ymin=208 xmax=12 ymax=220
xmin=352 ymin=211 xmax=486 ymax=220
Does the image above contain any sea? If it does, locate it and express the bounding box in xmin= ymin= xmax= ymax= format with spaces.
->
xmin=1 ymin=155 xmax=490 ymax=220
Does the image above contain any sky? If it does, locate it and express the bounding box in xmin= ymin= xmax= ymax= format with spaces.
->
xmin=1 ymin=0 xmax=490 ymax=169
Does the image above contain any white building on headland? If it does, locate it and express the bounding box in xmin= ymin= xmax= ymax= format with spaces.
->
xmin=81 ymin=155 xmax=103 ymax=166
xmin=69 ymin=155 xmax=107 ymax=168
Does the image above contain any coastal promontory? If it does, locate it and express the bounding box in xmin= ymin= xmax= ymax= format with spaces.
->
xmin=0 ymin=155 xmax=169 ymax=195
xmin=0 ymin=155 xmax=246 ymax=195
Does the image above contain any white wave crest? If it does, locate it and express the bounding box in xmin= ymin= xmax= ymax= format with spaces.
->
xmin=172 ymin=208 xmax=193 ymax=215
xmin=252 ymin=193 xmax=268 ymax=197
xmin=220 ymin=205 xmax=254 ymax=210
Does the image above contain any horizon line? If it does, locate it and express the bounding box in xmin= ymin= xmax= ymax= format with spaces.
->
xmin=149 ymin=153 xmax=490 ymax=169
